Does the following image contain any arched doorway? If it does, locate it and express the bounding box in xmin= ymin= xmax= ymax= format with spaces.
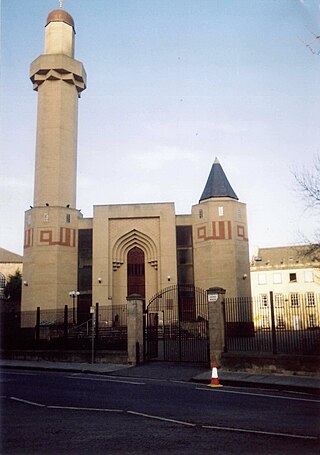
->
xmin=127 ymin=247 xmax=145 ymax=298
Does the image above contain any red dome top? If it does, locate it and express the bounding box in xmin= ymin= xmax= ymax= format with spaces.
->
xmin=46 ymin=9 xmax=74 ymax=28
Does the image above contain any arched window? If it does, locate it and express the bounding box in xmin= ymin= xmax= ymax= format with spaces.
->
xmin=127 ymin=247 xmax=145 ymax=298
xmin=0 ymin=273 xmax=6 ymax=298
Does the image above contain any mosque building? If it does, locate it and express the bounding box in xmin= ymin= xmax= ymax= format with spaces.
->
xmin=22 ymin=7 xmax=251 ymax=316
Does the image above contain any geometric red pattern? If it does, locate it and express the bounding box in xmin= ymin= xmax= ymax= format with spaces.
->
xmin=39 ymin=227 xmax=76 ymax=247
xmin=197 ymin=221 xmax=232 ymax=241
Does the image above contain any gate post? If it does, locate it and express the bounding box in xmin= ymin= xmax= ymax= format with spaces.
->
xmin=126 ymin=294 xmax=144 ymax=365
xmin=207 ymin=287 xmax=226 ymax=366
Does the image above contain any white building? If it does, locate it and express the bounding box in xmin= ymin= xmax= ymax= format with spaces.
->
xmin=250 ymin=246 xmax=319 ymax=331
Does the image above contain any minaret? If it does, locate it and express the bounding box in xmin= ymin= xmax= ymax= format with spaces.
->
xmin=192 ymin=158 xmax=251 ymax=297
xmin=22 ymin=7 xmax=86 ymax=311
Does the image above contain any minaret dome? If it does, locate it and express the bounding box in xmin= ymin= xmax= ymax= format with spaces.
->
xmin=46 ymin=9 xmax=75 ymax=29
xmin=45 ymin=9 xmax=75 ymax=57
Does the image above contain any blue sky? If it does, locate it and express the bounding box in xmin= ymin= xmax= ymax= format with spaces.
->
xmin=1 ymin=0 xmax=319 ymax=255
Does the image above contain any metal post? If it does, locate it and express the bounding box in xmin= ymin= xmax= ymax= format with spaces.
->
xmin=69 ymin=291 xmax=80 ymax=325
xmin=177 ymin=286 xmax=182 ymax=362
xmin=95 ymin=302 xmax=99 ymax=343
xmin=64 ymin=305 xmax=68 ymax=341
xmin=90 ymin=305 xmax=95 ymax=364
xmin=269 ymin=291 xmax=278 ymax=355
xmin=72 ymin=295 xmax=75 ymax=324
xmin=35 ymin=306 xmax=40 ymax=345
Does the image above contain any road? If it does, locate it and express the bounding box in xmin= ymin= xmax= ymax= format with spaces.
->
xmin=1 ymin=368 xmax=319 ymax=454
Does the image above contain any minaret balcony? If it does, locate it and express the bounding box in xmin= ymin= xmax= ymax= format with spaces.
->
xmin=30 ymin=54 xmax=86 ymax=94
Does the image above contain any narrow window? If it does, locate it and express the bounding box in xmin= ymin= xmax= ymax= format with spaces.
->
xmin=276 ymin=316 xmax=285 ymax=329
xmin=0 ymin=273 xmax=6 ymax=298
xmin=258 ymin=273 xmax=267 ymax=285
xmin=273 ymin=273 xmax=282 ymax=284
xmin=304 ymin=270 xmax=313 ymax=283
xmin=66 ymin=214 xmax=71 ymax=223
xmin=262 ymin=315 xmax=270 ymax=329
xmin=218 ymin=206 xmax=224 ymax=217
xmin=308 ymin=314 xmax=317 ymax=328
xmin=259 ymin=294 xmax=268 ymax=308
xmin=289 ymin=273 xmax=297 ymax=283
xmin=44 ymin=213 xmax=49 ymax=222
xmin=292 ymin=315 xmax=300 ymax=330
xmin=290 ymin=293 xmax=299 ymax=307
xmin=274 ymin=294 xmax=284 ymax=308
xmin=306 ymin=292 xmax=315 ymax=306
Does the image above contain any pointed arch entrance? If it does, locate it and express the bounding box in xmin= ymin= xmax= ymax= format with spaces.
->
xmin=127 ymin=247 xmax=145 ymax=298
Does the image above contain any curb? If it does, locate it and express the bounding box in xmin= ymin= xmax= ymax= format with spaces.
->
xmin=192 ymin=376 xmax=320 ymax=395
xmin=2 ymin=363 xmax=319 ymax=395
xmin=0 ymin=363 xmax=130 ymax=376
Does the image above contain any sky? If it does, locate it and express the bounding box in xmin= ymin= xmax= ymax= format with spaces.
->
xmin=1 ymin=0 xmax=319 ymax=256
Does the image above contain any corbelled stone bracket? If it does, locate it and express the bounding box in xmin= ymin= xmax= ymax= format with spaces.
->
xmin=30 ymin=54 xmax=87 ymax=95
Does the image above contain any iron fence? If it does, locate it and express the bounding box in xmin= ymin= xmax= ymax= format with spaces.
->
xmin=1 ymin=304 xmax=127 ymax=352
xmin=224 ymin=292 xmax=320 ymax=355
xmin=145 ymin=285 xmax=209 ymax=363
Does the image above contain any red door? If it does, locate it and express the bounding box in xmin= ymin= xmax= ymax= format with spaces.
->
xmin=127 ymin=247 xmax=145 ymax=298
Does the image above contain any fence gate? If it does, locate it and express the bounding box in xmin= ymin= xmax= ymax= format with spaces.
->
xmin=144 ymin=285 xmax=209 ymax=363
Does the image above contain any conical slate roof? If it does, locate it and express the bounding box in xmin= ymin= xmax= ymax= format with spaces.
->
xmin=200 ymin=158 xmax=238 ymax=202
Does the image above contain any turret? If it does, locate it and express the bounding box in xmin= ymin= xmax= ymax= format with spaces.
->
xmin=192 ymin=158 xmax=251 ymax=297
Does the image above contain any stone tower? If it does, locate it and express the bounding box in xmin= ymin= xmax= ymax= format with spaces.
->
xmin=22 ymin=8 xmax=86 ymax=311
xmin=192 ymin=158 xmax=251 ymax=297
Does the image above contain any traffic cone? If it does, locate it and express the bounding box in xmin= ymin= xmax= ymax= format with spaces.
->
xmin=209 ymin=360 xmax=223 ymax=387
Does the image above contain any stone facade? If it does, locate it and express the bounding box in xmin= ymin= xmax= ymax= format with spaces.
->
xmin=22 ymin=8 xmax=251 ymax=314
xmin=22 ymin=9 xmax=86 ymax=312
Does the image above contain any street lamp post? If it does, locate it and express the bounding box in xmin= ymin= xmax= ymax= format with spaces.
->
xmin=90 ymin=305 xmax=95 ymax=364
xmin=69 ymin=291 xmax=80 ymax=325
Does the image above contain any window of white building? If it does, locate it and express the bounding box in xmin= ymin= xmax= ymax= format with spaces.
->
xmin=0 ymin=273 xmax=6 ymax=298
xmin=259 ymin=294 xmax=268 ymax=308
xmin=304 ymin=270 xmax=314 ymax=283
xmin=273 ymin=273 xmax=282 ymax=284
xmin=306 ymin=292 xmax=315 ymax=306
xmin=289 ymin=273 xmax=297 ymax=283
xmin=262 ymin=315 xmax=270 ymax=329
xmin=276 ymin=316 xmax=286 ymax=329
xmin=274 ymin=294 xmax=284 ymax=308
xmin=308 ymin=314 xmax=317 ymax=328
xmin=258 ymin=273 xmax=267 ymax=285
xmin=290 ymin=293 xmax=299 ymax=307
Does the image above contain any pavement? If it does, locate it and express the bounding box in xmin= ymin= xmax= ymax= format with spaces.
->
xmin=1 ymin=359 xmax=319 ymax=395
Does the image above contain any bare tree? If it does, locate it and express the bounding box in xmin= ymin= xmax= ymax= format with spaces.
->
xmin=294 ymin=154 xmax=320 ymax=209
xmin=293 ymin=154 xmax=320 ymax=261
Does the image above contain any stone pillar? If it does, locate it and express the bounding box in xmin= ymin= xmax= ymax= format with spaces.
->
xmin=207 ymin=287 xmax=226 ymax=366
xmin=126 ymin=295 xmax=144 ymax=365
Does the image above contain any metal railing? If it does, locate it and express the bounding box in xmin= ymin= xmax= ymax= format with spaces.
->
xmin=224 ymin=292 xmax=320 ymax=355
xmin=1 ymin=304 xmax=127 ymax=352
